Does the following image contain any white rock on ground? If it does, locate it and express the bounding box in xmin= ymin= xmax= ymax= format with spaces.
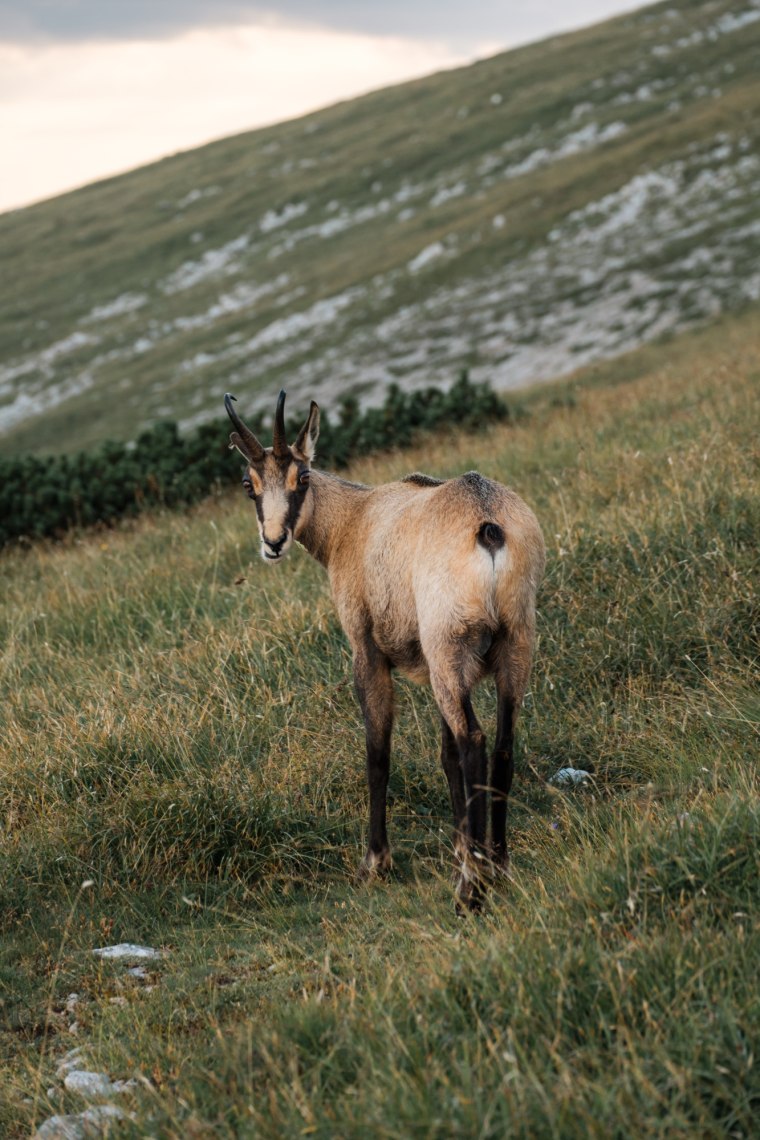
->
xmin=55 ymin=1049 xmax=89 ymax=1078
xmin=63 ymin=1071 xmax=115 ymax=1098
xmin=34 ymin=1104 xmax=129 ymax=1139
xmin=92 ymin=944 xmax=161 ymax=960
xmin=112 ymin=1079 xmax=140 ymax=1093
xmin=549 ymin=767 xmax=592 ymax=787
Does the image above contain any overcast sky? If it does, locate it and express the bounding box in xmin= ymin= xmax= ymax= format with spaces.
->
xmin=0 ymin=1 xmax=648 ymax=213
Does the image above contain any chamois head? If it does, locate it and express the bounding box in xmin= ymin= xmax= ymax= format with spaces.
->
xmin=225 ymin=390 xmax=320 ymax=562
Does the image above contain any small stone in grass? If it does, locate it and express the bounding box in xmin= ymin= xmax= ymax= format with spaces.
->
xmin=63 ymin=1071 xmax=114 ymax=1098
xmin=34 ymin=1104 xmax=129 ymax=1139
xmin=112 ymin=1079 xmax=140 ymax=1093
xmin=549 ymin=767 xmax=591 ymax=787
xmin=92 ymin=944 xmax=161 ymax=961
xmin=56 ymin=1049 xmax=88 ymax=1077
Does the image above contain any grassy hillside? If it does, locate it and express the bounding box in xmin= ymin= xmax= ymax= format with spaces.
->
xmin=2 ymin=0 xmax=760 ymax=456
xmin=1 ymin=309 xmax=758 ymax=1137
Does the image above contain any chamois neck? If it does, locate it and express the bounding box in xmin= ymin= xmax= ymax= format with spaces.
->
xmin=296 ymin=469 xmax=370 ymax=567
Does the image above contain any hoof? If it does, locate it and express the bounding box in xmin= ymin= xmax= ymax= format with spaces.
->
xmin=455 ymin=877 xmax=486 ymax=915
xmin=455 ymin=849 xmax=488 ymax=913
xmin=489 ymin=847 xmax=511 ymax=883
xmin=356 ymin=848 xmax=392 ymax=882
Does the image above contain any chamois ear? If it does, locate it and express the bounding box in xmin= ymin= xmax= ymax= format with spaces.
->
xmin=229 ymin=431 xmax=253 ymax=461
xmin=224 ymin=393 xmax=265 ymax=462
xmin=293 ymin=401 xmax=320 ymax=461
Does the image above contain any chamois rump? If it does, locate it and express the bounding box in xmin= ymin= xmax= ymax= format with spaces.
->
xmin=225 ymin=390 xmax=545 ymax=909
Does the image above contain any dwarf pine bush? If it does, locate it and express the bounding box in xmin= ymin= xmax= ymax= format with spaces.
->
xmin=0 ymin=371 xmax=508 ymax=547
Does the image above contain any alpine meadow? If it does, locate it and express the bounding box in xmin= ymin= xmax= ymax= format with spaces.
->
xmin=1 ymin=0 xmax=759 ymax=1137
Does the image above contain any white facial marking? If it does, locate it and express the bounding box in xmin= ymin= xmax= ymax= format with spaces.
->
xmin=260 ymin=485 xmax=288 ymax=543
xmin=258 ymin=483 xmax=291 ymax=561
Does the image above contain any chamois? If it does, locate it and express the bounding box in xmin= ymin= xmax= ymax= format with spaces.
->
xmin=225 ymin=390 xmax=545 ymax=909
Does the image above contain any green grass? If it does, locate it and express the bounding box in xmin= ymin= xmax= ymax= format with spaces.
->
xmin=0 ymin=309 xmax=758 ymax=1136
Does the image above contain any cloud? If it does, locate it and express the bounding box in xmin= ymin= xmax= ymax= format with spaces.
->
xmin=0 ymin=23 xmax=464 ymax=212
xmin=0 ymin=0 xmax=650 ymax=212
xmin=0 ymin=0 xmax=644 ymax=51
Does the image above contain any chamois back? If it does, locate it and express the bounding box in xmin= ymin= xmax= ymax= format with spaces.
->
xmin=317 ymin=470 xmax=544 ymax=690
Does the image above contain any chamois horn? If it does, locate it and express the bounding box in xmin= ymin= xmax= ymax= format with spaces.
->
xmin=272 ymin=389 xmax=289 ymax=459
xmin=224 ymin=393 xmax=265 ymax=462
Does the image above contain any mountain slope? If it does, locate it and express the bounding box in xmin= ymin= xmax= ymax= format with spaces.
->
xmin=1 ymin=0 xmax=759 ymax=456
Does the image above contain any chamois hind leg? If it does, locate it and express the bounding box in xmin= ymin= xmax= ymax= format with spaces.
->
xmin=440 ymin=717 xmax=467 ymax=861
xmin=490 ymin=634 xmax=534 ymax=874
xmin=353 ymin=638 xmax=394 ymax=879
xmin=430 ymin=672 xmax=488 ymax=911
xmin=490 ymin=684 xmax=516 ymax=874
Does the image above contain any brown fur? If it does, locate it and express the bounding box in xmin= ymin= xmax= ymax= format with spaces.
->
xmin=297 ymin=470 xmax=544 ymax=699
xmin=226 ymin=393 xmax=545 ymax=910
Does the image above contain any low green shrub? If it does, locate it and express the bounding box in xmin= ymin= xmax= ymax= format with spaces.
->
xmin=0 ymin=371 xmax=508 ymax=547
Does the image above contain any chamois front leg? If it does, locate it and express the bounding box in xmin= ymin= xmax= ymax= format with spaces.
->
xmin=353 ymin=639 xmax=394 ymax=879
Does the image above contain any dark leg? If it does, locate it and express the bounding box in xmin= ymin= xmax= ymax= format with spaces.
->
xmin=431 ymin=671 xmax=488 ymax=911
xmin=491 ymin=687 xmax=517 ymax=872
xmin=489 ymin=632 xmax=533 ymax=875
xmin=353 ymin=640 xmax=394 ymax=878
xmin=458 ymin=694 xmax=488 ymax=861
xmin=440 ymin=717 xmax=467 ymax=856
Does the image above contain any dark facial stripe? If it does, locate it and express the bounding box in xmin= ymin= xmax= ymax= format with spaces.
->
xmin=284 ymin=480 xmax=309 ymax=535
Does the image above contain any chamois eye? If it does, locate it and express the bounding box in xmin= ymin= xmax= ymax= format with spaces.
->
xmin=299 ymin=470 xmax=310 ymax=487
xmin=242 ymin=478 xmax=255 ymax=499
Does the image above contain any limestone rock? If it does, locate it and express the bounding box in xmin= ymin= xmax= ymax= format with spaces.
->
xmin=92 ymin=943 xmax=161 ymax=960
xmin=34 ymin=1104 xmax=128 ymax=1138
xmin=548 ymin=767 xmax=591 ymax=787
xmin=55 ymin=1049 xmax=89 ymax=1078
xmin=63 ymin=1071 xmax=114 ymax=1098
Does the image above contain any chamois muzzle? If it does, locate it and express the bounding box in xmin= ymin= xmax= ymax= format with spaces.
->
xmin=263 ymin=533 xmax=289 ymax=560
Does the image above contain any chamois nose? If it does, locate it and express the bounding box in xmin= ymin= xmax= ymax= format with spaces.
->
xmin=263 ymin=533 xmax=288 ymax=557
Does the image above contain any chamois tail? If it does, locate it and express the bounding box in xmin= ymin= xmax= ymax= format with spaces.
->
xmin=476 ymin=521 xmax=505 ymax=554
